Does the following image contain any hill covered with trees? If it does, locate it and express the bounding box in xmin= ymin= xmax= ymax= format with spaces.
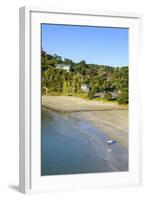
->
xmin=41 ymin=49 xmax=128 ymax=104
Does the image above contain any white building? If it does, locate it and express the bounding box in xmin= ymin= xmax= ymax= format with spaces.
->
xmin=81 ymin=84 xmax=89 ymax=93
xmin=55 ymin=64 xmax=71 ymax=72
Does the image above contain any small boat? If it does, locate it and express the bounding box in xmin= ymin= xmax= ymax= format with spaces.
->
xmin=107 ymin=139 xmax=116 ymax=145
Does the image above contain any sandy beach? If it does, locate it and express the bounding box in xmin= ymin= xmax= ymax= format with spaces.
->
xmin=42 ymin=96 xmax=127 ymax=112
xmin=42 ymin=96 xmax=128 ymax=149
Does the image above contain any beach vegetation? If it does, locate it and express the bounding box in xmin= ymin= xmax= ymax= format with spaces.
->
xmin=117 ymin=89 xmax=128 ymax=104
xmin=41 ymin=49 xmax=128 ymax=104
xmin=104 ymin=92 xmax=112 ymax=100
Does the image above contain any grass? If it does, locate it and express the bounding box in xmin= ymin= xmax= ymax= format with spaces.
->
xmin=94 ymin=97 xmax=118 ymax=104
xmin=93 ymin=97 xmax=128 ymax=107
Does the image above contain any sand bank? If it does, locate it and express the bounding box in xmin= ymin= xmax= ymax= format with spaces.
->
xmin=42 ymin=96 xmax=127 ymax=112
xmin=42 ymin=96 xmax=128 ymax=149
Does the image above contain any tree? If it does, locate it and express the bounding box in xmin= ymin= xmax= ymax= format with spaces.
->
xmin=53 ymin=54 xmax=62 ymax=64
xmin=87 ymin=86 xmax=96 ymax=99
xmin=41 ymin=49 xmax=129 ymax=104
xmin=64 ymin=58 xmax=73 ymax=65
xmin=117 ymin=89 xmax=128 ymax=104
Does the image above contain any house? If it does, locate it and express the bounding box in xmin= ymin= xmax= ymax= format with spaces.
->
xmin=55 ymin=64 xmax=71 ymax=72
xmin=111 ymin=92 xmax=117 ymax=99
xmin=81 ymin=84 xmax=90 ymax=93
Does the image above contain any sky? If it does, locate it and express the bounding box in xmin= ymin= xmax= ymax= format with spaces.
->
xmin=41 ymin=24 xmax=128 ymax=67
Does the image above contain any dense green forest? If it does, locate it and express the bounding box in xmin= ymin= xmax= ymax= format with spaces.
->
xmin=41 ymin=49 xmax=128 ymax=104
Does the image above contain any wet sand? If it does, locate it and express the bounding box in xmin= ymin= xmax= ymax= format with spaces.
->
xmin=42 ymin=96 xmax=128 ymax=149
xmin=72 ymin=110 xmax=128 ymax=149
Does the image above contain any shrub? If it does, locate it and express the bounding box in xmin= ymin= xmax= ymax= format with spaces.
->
xmin=104 ymin=92 xmax=112 ymax=100
xmin=117 ymin=90 xmax=128 ymax=104
xmin=87 ymin=89 xmax=96 ymax=99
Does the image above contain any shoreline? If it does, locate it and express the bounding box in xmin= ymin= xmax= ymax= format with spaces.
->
xmin=42 ymin=96 xmax=127 ymax=112
xmin=42 ymin=96 xmax=128 ymax=150
xmin=71 ymin=110 xmax=128 ymax=150
xmin=42 ymin=104 xmax=127 ymax=114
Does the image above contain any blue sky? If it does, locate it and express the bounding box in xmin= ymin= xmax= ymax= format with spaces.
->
xmin=41 ymin=24 xmax=128 ymax=67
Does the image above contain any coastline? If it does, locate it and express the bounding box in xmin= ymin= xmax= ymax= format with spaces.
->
xmin=42 ymin=96 xmax=128 ymax=150
xmin=42 ymin=96 xmax=127 ymax=112
xmin=71 ymin=110 xmax=128 ymax=150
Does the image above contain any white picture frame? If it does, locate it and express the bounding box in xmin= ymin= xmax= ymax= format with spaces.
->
xmin=19 ymin=6 xmax=143 ymax=194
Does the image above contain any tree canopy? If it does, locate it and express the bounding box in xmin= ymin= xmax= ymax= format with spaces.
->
xmin=41 ymin=49 xmax=128 ymax=104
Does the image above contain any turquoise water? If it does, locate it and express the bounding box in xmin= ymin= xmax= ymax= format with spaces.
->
xmin=41 ymin=107 xmax=128 ymax=176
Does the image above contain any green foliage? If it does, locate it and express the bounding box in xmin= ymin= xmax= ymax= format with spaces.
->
xmin=95 ymin=97 xmax=118 ymax=104
xmin=87 ymin=87 xmax=96 ymax=99
xmin=117 ymin=89 xmax=128 ymax=104
xmin=104 ymin=92 xmax=112 ymax=100
xmin=41 ymin=49 xmax=129 ymax=104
